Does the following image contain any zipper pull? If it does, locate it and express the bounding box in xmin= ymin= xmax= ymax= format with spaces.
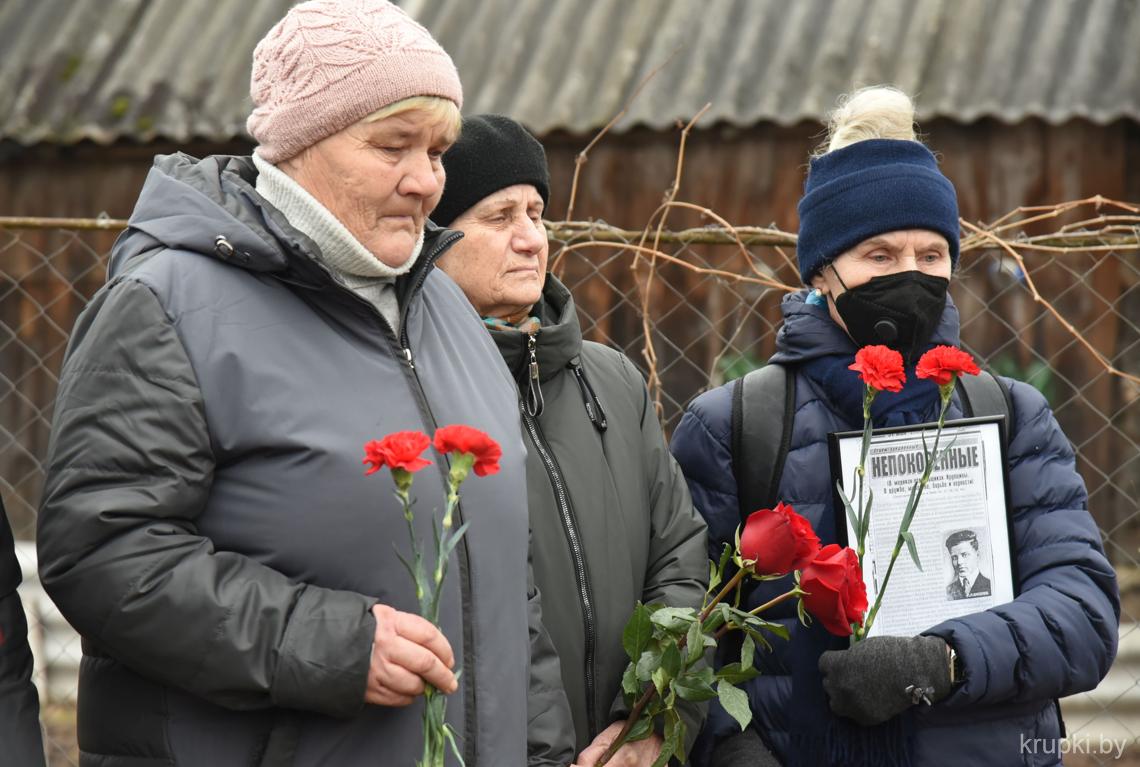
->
xmin=570 ymin=361 xmax=608 ymax=432
xmin=403 ymin=347 xmax=415 ymax=370
xmin=524 ymin=333 xmax=544 ymax=417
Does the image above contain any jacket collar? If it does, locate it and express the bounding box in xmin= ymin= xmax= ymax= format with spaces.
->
xmin=489 ymin=274 xmax=583 ymax=382
xmin=111 ymin=152 xmax=461 ymax=307
xmin=769 ymin=288 xmax=961 ymax=366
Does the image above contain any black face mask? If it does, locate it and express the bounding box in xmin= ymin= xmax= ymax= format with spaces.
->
xmin=831 ymin=269 xmax=949 ymax=364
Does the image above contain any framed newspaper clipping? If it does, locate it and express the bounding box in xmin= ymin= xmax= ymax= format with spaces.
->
xmin=828 ymin=415 xmax=1016 ymax=638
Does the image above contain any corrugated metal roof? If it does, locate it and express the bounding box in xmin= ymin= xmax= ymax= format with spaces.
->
xmin=1 ymin=0 xmax=1137 ymax=145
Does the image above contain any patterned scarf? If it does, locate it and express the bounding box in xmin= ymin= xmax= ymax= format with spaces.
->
xmin=482 ymin=315 xmax=542 ymax=334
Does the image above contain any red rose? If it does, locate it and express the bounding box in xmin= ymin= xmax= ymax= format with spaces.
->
xmin=800 ymin=544 xmax=868 ymax=637
xmin=433 ymin=425 xmax=502 ymax=477
xmin=916 ymin=345 xmax=981 ymax=387
xmin=849 ymin=345 xmax=906 ymax=393
xmin=362 ymin=430 xmax=432 ymax=475
xmin=739 ymin=501 xmax=821 ymax=575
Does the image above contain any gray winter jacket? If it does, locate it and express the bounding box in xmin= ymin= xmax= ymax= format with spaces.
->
xmin=491 ymin=277 xmax=709 ymax=757
xmin=36 ymin=153 xmax=574 ymax=767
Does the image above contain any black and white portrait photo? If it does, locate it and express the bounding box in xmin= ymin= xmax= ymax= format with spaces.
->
xmin=944 ymin=528 xmax=993 ymax=600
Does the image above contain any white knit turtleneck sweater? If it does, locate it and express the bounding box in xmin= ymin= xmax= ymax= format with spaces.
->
xmin=253 ymin=152 xmax=421 ymax=333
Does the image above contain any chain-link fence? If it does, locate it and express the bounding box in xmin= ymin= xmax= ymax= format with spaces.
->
xmin=2 ymin=217 xmax=1138 ymax=765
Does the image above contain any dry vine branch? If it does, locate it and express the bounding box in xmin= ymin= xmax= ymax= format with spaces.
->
xmin=553 ymin=241 xmax=779 ymax=285
xmin=959 ymin=218 xmax=1140 ymax=388
xmin=652 ymin=200 xmax=793 ymax=289
xmin=634 ymin=103 xmax=711 ymax=416
xmin=563 ymin=47 xmax=683 ymax=222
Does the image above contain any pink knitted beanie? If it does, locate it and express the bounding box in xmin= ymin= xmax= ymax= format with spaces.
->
xmin=248 ymin=0 xmax=463 ymax=163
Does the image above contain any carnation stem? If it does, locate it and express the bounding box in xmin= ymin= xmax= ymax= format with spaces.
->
xmin=862 ymin=386 xmax=955 ymax=635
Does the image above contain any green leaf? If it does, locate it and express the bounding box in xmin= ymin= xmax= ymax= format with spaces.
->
xmin=741 ymin=626 xmax=776 ymax=653
xmin=899 ymin=480 xmax=921 ymax=530
xmin=636 ymin=647 xmax=662 ymax=682
xmin=717 ymin=542 xmax=733 ymax=580
xmin=722 ymin=606 xmax=790 ymax=642
xmin=701 ymin=602 xmax=731 ymax=634
xmin=650 ymin=606 xmax=697 ymax=634
xmin=686 ymin=620 xmax=705 ymax=666
xmin=740 ymin=633 xmax=755 ymax=669
xmin=717 ymin=680 xmax=753 ymax=731
xmin=715 ymin=662 xmax=761 ymax=685
xmin=623 ymin=602 xmax=654 ymax=662
xmin=902 ymin=529 xmax=923 ymax=571
xmin=836 ymin=479 xmax=860 ymax=543
xmin=621 ymin=662 xmax=640 ymax=697
xmin=625 ymin=714 xmax=655 ymax=743
xmin=797 ymin=598 xmax=810 ymax=626
xmin=651 ymin=712 xmax=684 ymax=767
xmin=672 ymin=671 xmax=718 ymax=702
xmin=661 ymin=641 xmax=683 ymax=679
xmin=441 ymin=521 xmax=470 ymax=560
xmin=652 ymin=666 xmax=670 ymax=696
xmin=443 ymin=723 xmax=466 ymax=767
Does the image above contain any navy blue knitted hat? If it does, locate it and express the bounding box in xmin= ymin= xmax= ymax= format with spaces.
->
xmin=795 ymin=138 xmax=959 ymax=285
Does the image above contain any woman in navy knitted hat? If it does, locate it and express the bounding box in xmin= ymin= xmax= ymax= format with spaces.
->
xmin=671 ymin=87 xmax=1117 ymax=767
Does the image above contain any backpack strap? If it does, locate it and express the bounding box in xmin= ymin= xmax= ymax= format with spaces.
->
xmin=731 ymin=363 xmax=796 ymax=522
xmin=956 ymin=371 xmax=1013 ymax=447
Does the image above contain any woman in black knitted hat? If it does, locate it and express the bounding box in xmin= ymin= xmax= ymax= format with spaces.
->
xmin=434 ymin=114 xmax=711 ymax=766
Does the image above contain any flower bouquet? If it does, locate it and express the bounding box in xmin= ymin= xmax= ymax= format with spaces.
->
xmin=596 ymin=502 xmax=866 ymax=766
xmin=839 ymin=344 xmax=981 ymax=640
xmin=363 ymin=425 xmax=501 ymax=767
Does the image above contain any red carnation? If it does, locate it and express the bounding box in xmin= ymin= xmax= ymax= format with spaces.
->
xmin=916 ymin=345 xmax=981 ymax=387
xmin=739 ymin=501 xmax=821 ymax=575
xmin=362 ymin=430 xmax=432 ymax=475
xmin=800 ymin=544 xmax=868 ymax=637
xmin=849 ymin=345 xmax=906 ymax=393
xmin=433 ymin=425 xmax=502 ymax=477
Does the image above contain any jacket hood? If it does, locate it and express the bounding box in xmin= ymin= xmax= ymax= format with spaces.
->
xmin=108 ymin=153 xmax=456 ymax=288
xmin=109 ymin=154 xmax=290 ymax=279
xmin=769 ymin=288 xmax=961 ymax=366
xmin=491 ymin=274 xmax=584 ymax=382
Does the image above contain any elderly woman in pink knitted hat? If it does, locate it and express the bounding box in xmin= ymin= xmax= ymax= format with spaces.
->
xmin=36 ymin=2 xmax=574 ymax=765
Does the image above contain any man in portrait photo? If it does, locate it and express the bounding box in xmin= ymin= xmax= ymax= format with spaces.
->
xmin=945 ymin=529 xmax=992 ymax=600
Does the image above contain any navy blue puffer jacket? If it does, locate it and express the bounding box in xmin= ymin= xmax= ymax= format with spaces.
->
xmin=671 ymin=290 xmax=1119 ymax=767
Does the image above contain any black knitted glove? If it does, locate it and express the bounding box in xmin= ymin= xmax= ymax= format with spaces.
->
xmin=818 ymin=635 xmax=952 ymax=727
xmin=710 ymin=728 xmax=782 ymax=767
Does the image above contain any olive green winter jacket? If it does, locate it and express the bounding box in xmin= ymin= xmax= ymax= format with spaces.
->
xmin=489 ymin=276 xmax=709 ymax=758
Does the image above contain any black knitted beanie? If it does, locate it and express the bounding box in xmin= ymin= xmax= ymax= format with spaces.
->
xmin=432 ymin=114 xmax=550 ymax=227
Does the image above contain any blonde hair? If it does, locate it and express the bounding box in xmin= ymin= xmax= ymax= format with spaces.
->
xmin=361 ymin=96 xmax=462 ymax=142
xmin=818 ymin=86 xmax=920 ymax=155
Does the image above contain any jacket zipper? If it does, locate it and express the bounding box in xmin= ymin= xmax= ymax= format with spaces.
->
xmin=520 ymin=404 xmax=599 ymax=739
xmin=293 ymin=230 xmax=479 ymax=764
xmin=522 ymin=333 xmax=544 ymax=417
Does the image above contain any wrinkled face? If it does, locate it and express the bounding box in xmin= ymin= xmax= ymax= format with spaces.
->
xmin=280 ymin=109 xmax=456 ymax=267
xmin=809 ymin=228 xmax=953 ymax=330
xmin=436 ymin=184 xmax=548 ymax=319
xmin=949 ymin=542 xmax=978 ymax=580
